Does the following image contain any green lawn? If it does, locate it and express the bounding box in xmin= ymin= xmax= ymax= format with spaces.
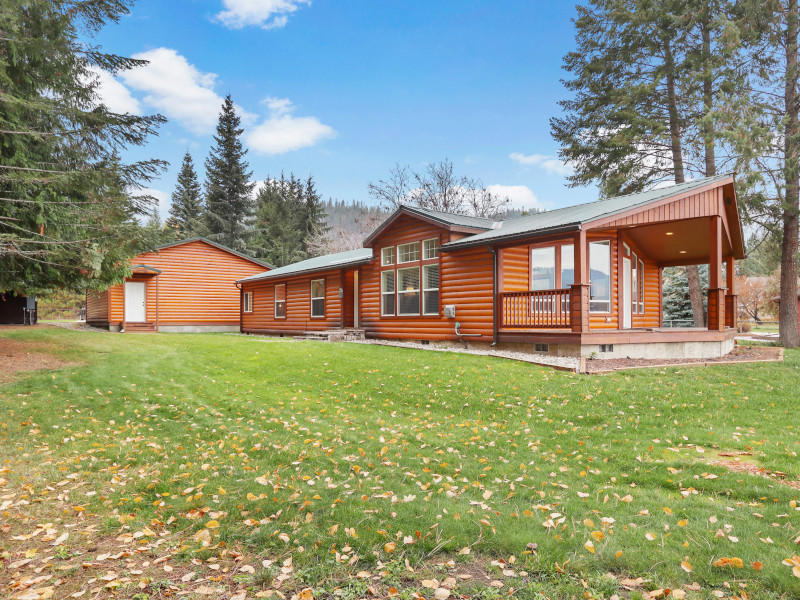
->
xmin=1 ymin=328 xmax=799 ymax=600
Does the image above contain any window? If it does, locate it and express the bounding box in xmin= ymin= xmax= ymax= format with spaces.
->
xmin=589 ymin=240 xmax=611 ymax=313
xmin=560 ymin=244 xmax=575 ymax=288
xmin=310 ymin=279 xmax=325 ymax=317
xmin=599 ymin=344 xmax=614 ymax=353
xmin=423 ymin=238 xmax=440 ymax=260
xmin=381 ymin=271 xmax=395 ymax=316
xmin=631 ymin=253 xmax=638 ymax=314
xmin=275 ymin=284 xmax=286 ymax=318
xmin=530 ymin=247 xmax=556 ymax=290
xmin=243 ymin=291 xmax=253 ymax=313
xmin=398 ymin=242 xmax=420 ymax=263
xmin=422 ymin=264 xmax=439 ymax=315
xmin=534 ymin=343 xmax=549 ymax=353
xmin=382 ymin=247 xmax=395 ymax=266
xmin=397 ymin=267 xmax=420 ymax=315
xmin=639 ymin=259 xmax=645 ymax=313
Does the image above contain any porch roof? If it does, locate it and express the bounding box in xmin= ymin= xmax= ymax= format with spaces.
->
xmin=236 ymin=248 xmax=374 ymax=284
xmin=442 ymin=174 xmax=736 ymax=251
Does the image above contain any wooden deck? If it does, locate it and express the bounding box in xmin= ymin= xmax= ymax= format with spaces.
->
xmin=497 ymin=326 xmax=737 ymax=345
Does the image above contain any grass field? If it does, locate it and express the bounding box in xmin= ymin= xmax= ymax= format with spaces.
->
xmin=1 ymin=327 xmax=799 ymax=600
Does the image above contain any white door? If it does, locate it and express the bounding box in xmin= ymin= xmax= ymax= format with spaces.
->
xmin=622 ymin=257 xmax=632 ymax=329
xmin=124 ymin=281 xmax=146 ymax=322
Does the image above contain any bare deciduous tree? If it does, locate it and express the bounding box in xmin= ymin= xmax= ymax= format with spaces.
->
xmin=368 ymin=159 xmax=510 ymax=218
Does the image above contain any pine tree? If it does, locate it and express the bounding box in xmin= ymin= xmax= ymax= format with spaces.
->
xmin=166 ymin=152 xmax=204 ymax=239
xmin=552 ymin=0 xmax=752 ymax=327
xmin=203 ymin=95 xmax=255 ymax=253
xmin=0 ymin=0 xmax=166 ymax=293
xmin=663 ymin=266 xmax=709 ymax=323
xmin=252 ymin=174 xmax=308 ymax=267
xmin=302 ymin=175 xmax=329 ymax=242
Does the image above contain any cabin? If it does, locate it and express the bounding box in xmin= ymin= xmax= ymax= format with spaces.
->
xmin=0 ymin=292 xmax=37 ymax=325
xmin=238 ymin=174 xmax=745 ymax=359
xmin=86 ymin=238 xmax=271 ymax=332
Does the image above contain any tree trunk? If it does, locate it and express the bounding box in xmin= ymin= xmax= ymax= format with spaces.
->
xmin=701 ymin=6 xmax=716 ymax=177
xmin=781 ymin=0 xmax=800 ymax=348
xmin=665 ymin=38 xmax=706 ymax=327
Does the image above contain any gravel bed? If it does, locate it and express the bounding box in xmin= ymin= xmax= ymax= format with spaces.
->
xmin=585 ymin=345 xmax=781 ymax=373
xmin=347 ymin=339 xmax=580 ymax=371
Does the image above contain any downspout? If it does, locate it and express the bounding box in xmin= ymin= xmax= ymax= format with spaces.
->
xmin=487 ymin=245 xmax=498 ymax=347
xmin=234 ymin=282 xmax=243 ymax=334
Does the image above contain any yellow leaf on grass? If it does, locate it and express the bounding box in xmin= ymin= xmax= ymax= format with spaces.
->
xmin=712 ymin=557 xmax=744 ymax=568
xmin=645 ymin=532 xmax=657 ymax=541
xmin=206 ymin=520 xmax=220 ymax=529
xmin=681 ymin=561 xmax=692 ymax=573
xmin=752 ymin=561 xmax=763 ymax=571
xmin=584 ymin=540 xmax=595 ymax=554
xmin=297 ymin=588 xmax=314 ymax=600
xmin=384 ymin=542 xmax=396 ymax=554
xmin=591 ymin=530 xmax=605 ymax=542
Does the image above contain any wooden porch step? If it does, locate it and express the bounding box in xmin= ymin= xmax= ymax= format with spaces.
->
xmin=124 ymin=322 xmax=156 ymax=333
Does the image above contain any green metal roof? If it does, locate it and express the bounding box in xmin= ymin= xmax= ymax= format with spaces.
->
xmin=443 ymin=174 xmax=734 ymax=250
xmin=403 ymin=205 xmax=496 ymax=229
xmin=237 ymin=248 xmax=374 ymax=283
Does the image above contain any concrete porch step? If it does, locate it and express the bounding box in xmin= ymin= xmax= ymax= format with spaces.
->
xmin=293 ymin=329 xmax=365 ymax=342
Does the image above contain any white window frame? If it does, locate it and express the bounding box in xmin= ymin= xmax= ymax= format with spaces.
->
xmin=274 ymin=283 xmax=286 ymax=319
xmin=397 ymin=242 xmax=420 ymax=264
xmin=243 ymin=291 xmax=253 ymax=313
xmin=422 ymin=264 xmax=439 ymax=315
xmin=310 ymin=279 xmax=325 ymax=318
xmin=638 ymin=258 xmax=645 ymax=313
xmin=381 ymin=270 xmax=395 ymax=316
xmin=397 ymin=266 xmax=420 ymax=316
xmin=631 ymin=252 xmax=639 ymax=314
xmin=589 ymin=240 xmax=611 ymax=313
xmin=422 ymin=238 xmax=440 ymax=260
xmin=381 ymin=247 xmax=395 ymax=266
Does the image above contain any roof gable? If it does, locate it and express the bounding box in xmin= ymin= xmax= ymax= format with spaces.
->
xmin=144 ymin=238 xmax=274 ymax=269
xmin=442 ymin=175 xmax=741 ymax=252
xmin=362 ymin=205 xmax=494 ymax=247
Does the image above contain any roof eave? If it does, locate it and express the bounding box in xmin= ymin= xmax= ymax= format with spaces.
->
xmin=362 ymin=206 xmax=492 ymax=247
xmin=441 ymin=223 xmax=582 ymax=251
xmin=236 ymin=257 xmax=374 ymax=284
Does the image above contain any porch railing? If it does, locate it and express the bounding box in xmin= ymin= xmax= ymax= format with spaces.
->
xmin=499 ymin=289 xmax=571 ymax=329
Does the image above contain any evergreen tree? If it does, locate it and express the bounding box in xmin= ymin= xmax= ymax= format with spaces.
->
xmin=0 ymin=0 xmax=166 ymax=293
xmin=166 ymin=152 xmax=204 ymax=239
xmin=302 ymin=175 xmax=329 ymax=241
xmin=203 ymin=95 xmax=255 ymax=253
xmin=663 ymin=266 xmax=709 ymax=323
xmin=551 ymin=0 xmax=753 ymax=327
xmin=253 ymin=174 xmax=308 ymax=267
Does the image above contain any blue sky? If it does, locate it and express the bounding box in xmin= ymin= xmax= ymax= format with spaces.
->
xmin=92 ymin=0 xmax=600 ymax=216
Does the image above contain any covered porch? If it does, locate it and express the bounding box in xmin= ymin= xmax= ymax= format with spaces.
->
xmin=491 ymin=177 xmax=744 ymax=358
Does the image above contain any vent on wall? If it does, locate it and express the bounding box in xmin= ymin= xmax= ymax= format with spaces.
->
xmin=599 ymin=344 xmax=614 ymax=353
xmin=534 ymin=343 xmax=549 ymax=353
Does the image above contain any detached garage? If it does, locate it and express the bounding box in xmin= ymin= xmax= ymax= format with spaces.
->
xmin=86 ymin=238 xmax=271 ymax=332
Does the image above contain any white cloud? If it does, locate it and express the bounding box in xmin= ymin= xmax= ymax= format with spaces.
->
xmin=215 ymin=0 xmax=310 ymax=29
xmin=247 ymin=97 xmax=335 ymax=154
xmin=487 ymin=184 xmax=539 ymax=209
xmin=510 ymin=152 xmax=573 ymax=176
xmin=87 ymin=66 xmax=142 ymax=115
xmin=120 ymin=48 xmax=226 ymax=135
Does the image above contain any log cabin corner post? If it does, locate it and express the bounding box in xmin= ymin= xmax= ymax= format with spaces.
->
xmin=570 ymin=228 xmax=590 ymax=333
xmin=708 ymin=215 xmax=725 ymax=331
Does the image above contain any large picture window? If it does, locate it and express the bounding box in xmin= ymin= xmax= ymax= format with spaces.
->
xmin=310 ymin=279 xmax=325 ymax=317
xmin=422 ymin=264 xmax=439 ymax=315
xmin=275 ymin=284 xmax=286 ymax=318
xmin=530 ymin=247 xmax=555 ymax=290
xmin=381 ymin=270 xmax=395 ymax=316
xmin=397 ymin=267 xmax=420 ymax=315
xmin=589 ymin=240 xmax=611 ymax=313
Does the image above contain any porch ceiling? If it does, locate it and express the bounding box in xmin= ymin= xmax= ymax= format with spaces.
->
xmin=606 ymin=217 xmax=733 ymax=266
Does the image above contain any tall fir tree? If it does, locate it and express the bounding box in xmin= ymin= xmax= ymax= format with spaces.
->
xmin=0 ymin=0 xmax=166 ymax=293
xmin=166 ymin=152 xmax=204 ymax=239
xmin=203 ymin=95 xmax=255 ymax=253
xmin=552 ymin=0 xmax=753 ymax=327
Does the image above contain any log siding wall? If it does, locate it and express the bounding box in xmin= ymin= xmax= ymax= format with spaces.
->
xmin=87 ymin=240 xmax=266 ymax=329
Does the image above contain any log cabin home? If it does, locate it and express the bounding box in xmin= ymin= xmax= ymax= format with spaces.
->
xmin=238 ymin=174 xmax=745 ymax=359
xmin=86 ymin=238 xmax=271 ymax=332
